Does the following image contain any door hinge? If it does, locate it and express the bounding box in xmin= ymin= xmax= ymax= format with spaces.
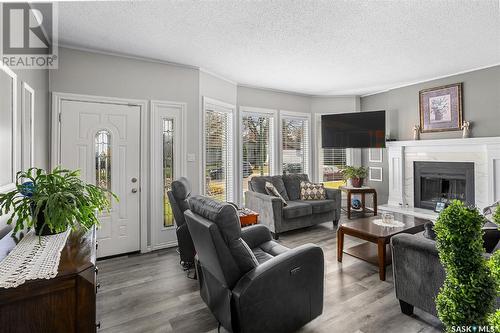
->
xmin=58 ymin=112 xmax=61 ymax=122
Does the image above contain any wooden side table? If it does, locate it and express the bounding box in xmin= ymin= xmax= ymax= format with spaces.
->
xmin=238 ymin=208 xmax=259 ymax=227
xmin=340 ymin=186 xmax=378 ymax=219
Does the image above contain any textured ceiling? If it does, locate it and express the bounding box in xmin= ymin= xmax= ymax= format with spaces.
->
xmin=56 ymin=0 xmax=500 ymax=96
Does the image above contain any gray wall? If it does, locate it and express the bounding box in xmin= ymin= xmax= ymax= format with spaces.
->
xmin=237 ymin=85 xmax=311 ymax=112
xmin=50 ymin=47 xmax=202 ymax=193
xmin=200 ymin=71 xmax=237 ymax=106
xmin=310 ymin=96 xmax=360 ymax=114
xmin=0 ymin=67 xmax=50 ymax=230
xmin=361 ymin=65 xmax=500 ymax=204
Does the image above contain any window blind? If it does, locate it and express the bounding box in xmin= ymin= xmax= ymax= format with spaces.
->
xmin=281 ymin=117 xmax=309 ymax=175
xmin=321 ymin=148 xmax=346 ymax=182
xmin=241 ymin=114 xmax=273 ymax=196
xmin=205 ymin=109 xmax=234 ymax=201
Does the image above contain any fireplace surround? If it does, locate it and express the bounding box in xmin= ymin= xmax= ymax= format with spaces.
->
xmin=414 ymin=161 xmax=475 ymax=210
xmin=380 ymin=137 xmax=500 ymax=219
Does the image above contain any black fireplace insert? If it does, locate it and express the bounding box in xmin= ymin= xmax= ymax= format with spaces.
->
xmin=414 ymin=161 xmax=475 ymax=210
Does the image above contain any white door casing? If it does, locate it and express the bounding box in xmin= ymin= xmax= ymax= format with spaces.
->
xmin=55 ymin=94 xmax=145 ymax=257
xmin=150 ymin=100 xmax=186 ymax=250
xmin=21 ymin=82 xmax=35 ymax=170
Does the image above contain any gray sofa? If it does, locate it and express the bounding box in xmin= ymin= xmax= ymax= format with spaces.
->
xmin=245 ymin=174 xmax=341 ymax=239
xmin=184 ymin=195 xmax=324 ymax=333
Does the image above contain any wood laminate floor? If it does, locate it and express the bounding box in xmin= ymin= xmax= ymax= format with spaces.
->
xmin=96 ymin=218 xmax=443 ymax=333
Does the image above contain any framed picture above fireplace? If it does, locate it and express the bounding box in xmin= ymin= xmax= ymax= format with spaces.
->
xmin=419 ymin=82 xmax=463 ymax=133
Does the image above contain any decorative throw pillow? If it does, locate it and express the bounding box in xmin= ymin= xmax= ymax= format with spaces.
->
xmin=300 ymin=181 xmax=326 ymax=200
xmin=265 ymin=181 xmax=288 ymax=206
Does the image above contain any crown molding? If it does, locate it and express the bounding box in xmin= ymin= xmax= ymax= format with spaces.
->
xmin=361 ymin=62 xmax=500 ymax=97
xmin=59 ymin=43 xmax=199 ymax=70
xmin=237 ymin=83 xmax=313 ymax=97
xmin=199 ymin=68 xmax=237 ymax=86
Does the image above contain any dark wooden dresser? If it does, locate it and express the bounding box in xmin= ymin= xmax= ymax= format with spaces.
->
xmin=0 ymin=227 xmax=98 ymax=333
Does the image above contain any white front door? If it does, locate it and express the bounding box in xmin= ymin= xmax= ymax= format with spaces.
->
xmin=59 ymin=100 xmax=141 ymax=257
xmin=151 ymin=101 xmax=184 ymax=249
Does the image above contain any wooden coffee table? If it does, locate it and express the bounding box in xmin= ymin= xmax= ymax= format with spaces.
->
xmin=337 ymin=214 xmax=427 ymax=281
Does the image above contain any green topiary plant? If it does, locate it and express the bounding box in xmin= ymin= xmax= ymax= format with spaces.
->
xmin=434 ymin=200 xmax=496 ymax=332
xmin=0 ymin=167 xmax=117 ymax=235
xmin=487 ymin=205 xmax=500 ymax=331
xmin=494 ymin=204 xmax=500 ymax=226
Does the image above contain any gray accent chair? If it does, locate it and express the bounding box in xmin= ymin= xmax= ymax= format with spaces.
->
xmin=391 ymin=231 xmax=499 ymax=316
xmin=391 ymin=233 xmax=445 ymax=316
xmin=245 ymin=174 xmax=341 ymax=239
xmin=167 ymin=177 xmax=196 ymax=268
xmin=184 ymin=195 xmax=324 ymax=333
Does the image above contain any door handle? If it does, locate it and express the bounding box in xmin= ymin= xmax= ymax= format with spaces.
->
xmin=131 ymin=188 xmax=138 ymax=193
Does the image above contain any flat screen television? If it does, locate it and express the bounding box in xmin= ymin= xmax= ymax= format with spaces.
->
xmin=321 ymin=111 xmax=386 ymax=148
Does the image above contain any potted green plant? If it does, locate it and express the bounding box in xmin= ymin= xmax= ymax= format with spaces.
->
xmin=0 ymin=167 xmax=117 ymax=236
xmin=340 ymin=166 xmax=368 ymax=188
xmin=434 ymin=200 xmax=496 ymax=332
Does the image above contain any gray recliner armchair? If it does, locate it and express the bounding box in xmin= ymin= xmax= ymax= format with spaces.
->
xmin=184 ymin=195 xmax=324 ymax=333
xmin=167 ymin=177 xmax=196 ymax=268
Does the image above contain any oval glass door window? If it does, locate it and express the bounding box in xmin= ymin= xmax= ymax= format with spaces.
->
xmin=95 ymin=130 xmax=112 ymax=201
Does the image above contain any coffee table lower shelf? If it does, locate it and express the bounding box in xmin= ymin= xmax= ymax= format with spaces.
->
xmin=343 ymin=242 xmax=392 ymax=267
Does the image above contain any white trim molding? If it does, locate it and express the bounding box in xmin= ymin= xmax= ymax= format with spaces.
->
xmin=0 ymin=64 xmax=18 ymax=193
xmin=369 ymin=148 xmax=383 ymax=163
xmin=51 ymin=92 xmax=150 ymax=253
xmin=279 ymin=110 xmax=312 ymax=177
xmin=369 ymin=166 xmax=383 ymax=182
xmin=239 ymin=106 xmax=278 ymax=205
xmin=21 ymin=82 xmax=35 ymax=170
xmin=150 ymin=99 xmax=187 ymax=250
xmin=202 ymin=96 xmax=237 ymax=202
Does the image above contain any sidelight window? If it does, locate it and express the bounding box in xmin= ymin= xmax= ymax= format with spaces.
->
xmin=163 ymin=119 xmax=175 ymax=227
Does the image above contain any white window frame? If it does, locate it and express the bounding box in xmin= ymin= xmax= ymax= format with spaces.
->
xmin=239 ymin=106 xmax=278 ymax=205
xmin=202 ymin=97 xmax=236 ymax=202
xmin=279 ymin=110 xmax=311 ymax=177
xmin=21 ymin=82 xmax=35 ymax=170
xmin=0 ymin=64 xmax=17 ymax=193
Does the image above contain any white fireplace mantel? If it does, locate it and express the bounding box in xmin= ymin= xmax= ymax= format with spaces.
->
xmin=385 ymin=136 xmax=500 ymax=214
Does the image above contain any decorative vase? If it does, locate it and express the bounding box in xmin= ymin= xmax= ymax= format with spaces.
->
xmin=351 ymin=178 xmax=364 ymax=188
xmin=31 ymin=203 xmax=59 ymax=236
